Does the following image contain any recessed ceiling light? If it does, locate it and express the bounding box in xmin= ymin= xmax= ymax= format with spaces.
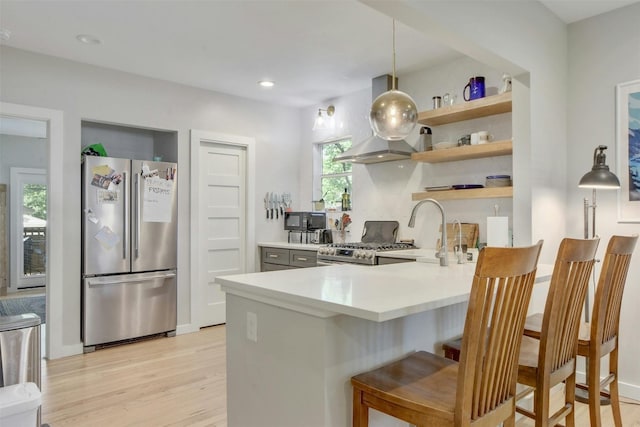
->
xmin=258 ymin=80 xmax=275 ymax=88
xmin=76 ymin=34 xmax=101 ymax=45
xmin=0 ymin=28 xmax=11 ymax=41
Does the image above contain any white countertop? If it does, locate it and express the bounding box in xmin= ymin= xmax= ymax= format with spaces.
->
xmin=218 ymin=262 xmax=553 ymax=322
xmin=258 ymin=241 xmax=322 ymax=251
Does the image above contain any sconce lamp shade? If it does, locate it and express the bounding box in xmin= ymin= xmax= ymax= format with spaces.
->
xmin=578 ymin=145 xmax=621 ymax=189
xmin=369 ymin=89 xmax=418 ymax=140
xmin=312 ymin=105 xmax=335 ymax=131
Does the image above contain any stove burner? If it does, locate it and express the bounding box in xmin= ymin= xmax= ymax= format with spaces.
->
xmin=326 ymin=242 xmax=416 ymax=251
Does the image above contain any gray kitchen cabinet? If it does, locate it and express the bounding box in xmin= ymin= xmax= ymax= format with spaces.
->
xmin=260 ymin=246 xmax=317 ymax=271
xmin=289 ymin=250 xmax=317 ymax=268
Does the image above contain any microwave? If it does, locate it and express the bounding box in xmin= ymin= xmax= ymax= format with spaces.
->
xmin=284 ymin=212 xmax=326 ymax=231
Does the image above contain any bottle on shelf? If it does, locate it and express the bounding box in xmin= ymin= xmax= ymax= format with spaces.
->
xmin=419 ymin=126 xmax=432 ymax=151
xmin=341 ymin=188 xmax=351 ymax=211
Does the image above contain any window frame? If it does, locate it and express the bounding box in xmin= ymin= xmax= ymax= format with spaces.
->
xmin=312 ymin=136 xmax=353 ymax=207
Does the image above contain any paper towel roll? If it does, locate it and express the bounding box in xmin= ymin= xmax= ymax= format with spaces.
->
xmin=487 ymin=216 xmax=509 ymax=247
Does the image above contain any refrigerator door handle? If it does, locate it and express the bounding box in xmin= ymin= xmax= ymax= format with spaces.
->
xmin=135 ymin=172 xmax=140 ymax=259
xmin=122 ymin=171 xmax=128 ymax=260
xmin=87 ymin=272 xmax=176 ymax=286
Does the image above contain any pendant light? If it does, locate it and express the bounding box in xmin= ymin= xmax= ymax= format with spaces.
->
xmin=369 ymin=20 xmax=418 ymax=141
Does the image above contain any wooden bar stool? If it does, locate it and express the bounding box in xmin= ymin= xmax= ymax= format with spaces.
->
xmin=442 ymin=237 xmax=600 ymax=426
xmin=523 ymin=234 xmax=638 ymax=427
xmin=514 ymin=237 xmax=599 ymax=426
xmin=351 ymin=241 xmax=543 ymax=427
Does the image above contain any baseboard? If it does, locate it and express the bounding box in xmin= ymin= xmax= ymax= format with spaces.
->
xmin=176 ymin=323 xmax=199 ymax=335
xmin=48 ymin=342 xmax=84 ymax=360
xmin=618 ymin=380 xmax=640 ymax=401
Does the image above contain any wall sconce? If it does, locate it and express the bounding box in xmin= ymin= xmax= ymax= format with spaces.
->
xmin=312 ymin=105 xmax=335 ymax=131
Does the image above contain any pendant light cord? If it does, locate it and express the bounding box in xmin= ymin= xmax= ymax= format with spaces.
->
xmin=392 ymin=19 xmax=397 ymax=90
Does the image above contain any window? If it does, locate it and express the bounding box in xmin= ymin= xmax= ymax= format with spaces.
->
xmin=314 ymin=137 xmax=352 ymax=209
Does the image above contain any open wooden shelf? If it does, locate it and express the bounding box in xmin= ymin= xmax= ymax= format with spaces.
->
xmin=411 ymin=140 xmax=512 ymax=163
xmin=412 ymin=186 xmax=513 ymax=201
xmin=417 ymin=92 xmax=512 ymax=126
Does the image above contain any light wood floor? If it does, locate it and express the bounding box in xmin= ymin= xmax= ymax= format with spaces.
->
xmin=41 ymin=326 xmax=227 ymax=426
xmin=41 ymin=325 xmax=640 ymax=426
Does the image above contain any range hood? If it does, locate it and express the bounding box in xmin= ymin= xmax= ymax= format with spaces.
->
xmin=334 ymin=75 xmax=416 ymax=164
xmin=333 ymin=135 xmax=415 ymax=164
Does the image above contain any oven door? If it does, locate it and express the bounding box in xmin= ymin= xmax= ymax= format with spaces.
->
xmin=316 ymin=255 xmax=374 ymax=266
xmin=316 ymin=259 xmax=347 ymax=266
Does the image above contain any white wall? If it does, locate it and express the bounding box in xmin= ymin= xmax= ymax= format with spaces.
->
xmin=0 ymin=134 xmax=47 ymax=184
xmin=0 ymin=46 xmax=302 ymax=353
xmin=567 ymin=2 xmax=640 ymax=399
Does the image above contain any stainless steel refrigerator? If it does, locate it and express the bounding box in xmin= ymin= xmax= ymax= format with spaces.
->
xmin=81 ymin=156 xmax=177 ymax=351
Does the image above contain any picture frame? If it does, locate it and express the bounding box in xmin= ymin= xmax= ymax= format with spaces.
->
xmin=616 ymin=79 xmax=640 ymax=223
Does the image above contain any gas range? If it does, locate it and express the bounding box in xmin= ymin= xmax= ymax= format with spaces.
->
xmin=317 ymin=242 xmax=416 ymax=265
xmin=316 ymin=221 xmax=416 ymax=266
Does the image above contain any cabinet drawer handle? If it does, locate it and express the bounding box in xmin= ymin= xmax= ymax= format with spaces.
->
xmin=297 ymin=257 xmax=308 ymax=261
xmin=268 ymin=254 xmax=279 ymax=258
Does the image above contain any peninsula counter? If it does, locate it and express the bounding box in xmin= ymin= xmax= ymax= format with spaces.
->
xmin=218 ymin=261 xmax=552 ymax=427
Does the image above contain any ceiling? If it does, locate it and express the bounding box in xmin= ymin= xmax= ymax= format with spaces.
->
xmin=539 ymin=0 xmax=638 ymax=23
xmin=0 ymin=0 xmax=637 ymax=108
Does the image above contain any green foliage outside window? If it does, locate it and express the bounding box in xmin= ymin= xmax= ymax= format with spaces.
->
xmin=23 ymin=184 xmax=47 ymax=220
xmin=321 ymin=139 xmax=352 ymax=208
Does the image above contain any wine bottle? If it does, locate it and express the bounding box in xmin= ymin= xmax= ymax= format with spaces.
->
xmin=341 ymin=188 xmax=351 ymax=211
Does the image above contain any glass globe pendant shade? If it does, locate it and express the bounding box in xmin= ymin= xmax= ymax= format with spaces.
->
xmin=369 ymin=89 xmax=418 ymax=140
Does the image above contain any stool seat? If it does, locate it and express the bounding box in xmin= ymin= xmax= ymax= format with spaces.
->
xmin=524 ymin=312 xmax=591 ymax=345
xmin=352 ymin=351 xmax=458 ymax=422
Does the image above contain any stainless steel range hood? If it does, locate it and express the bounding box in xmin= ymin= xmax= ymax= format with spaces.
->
xmin=334 ymin=75 xmax=416 ymax=164
xmin=333 ymin=135 xmax=415 ymax=164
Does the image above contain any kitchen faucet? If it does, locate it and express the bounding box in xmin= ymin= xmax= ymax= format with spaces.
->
xmin=452 ymin=219 xmax=465 ymax=264
xmin=408 ymin=198 xmax=448 ymax=266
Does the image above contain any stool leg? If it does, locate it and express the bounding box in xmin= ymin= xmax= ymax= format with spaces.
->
xmin=504 ymin=413 xmax=516 ymax=427
xmin=534 ymin=382 xmax=551 ymax=427
xmin=609 ymin=348 xmax=622 ymax=427
xmin=353 ymin=388 xmax=369 ymax=427
xmin=565 ymin=373 xmax=576 ymax=427
xmin=588 ymin=354 xmax=602 ymax=427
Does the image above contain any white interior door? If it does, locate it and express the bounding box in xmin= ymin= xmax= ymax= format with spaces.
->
xmin=198 ymin=142 xmax=246 ymax=327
